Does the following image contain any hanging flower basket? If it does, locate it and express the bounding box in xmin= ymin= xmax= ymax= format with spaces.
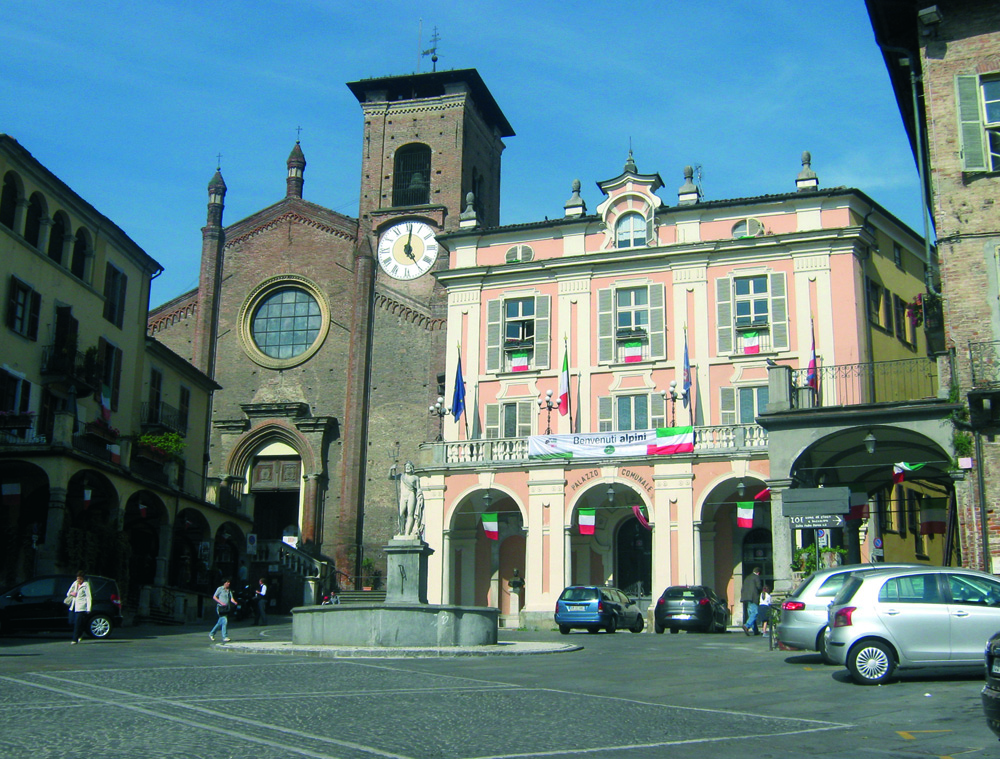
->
xmin=0 ymin=412 xmax=33 ymax=430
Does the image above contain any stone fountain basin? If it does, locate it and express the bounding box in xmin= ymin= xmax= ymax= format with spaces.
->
xmin=291 ymin=603 xmax=499 ymax=647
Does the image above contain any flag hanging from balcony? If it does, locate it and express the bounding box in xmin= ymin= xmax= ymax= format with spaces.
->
xmin=482 ymin=513 xmax=499 ymax=540
xmin=755 ymin=487 xmax=771 ymax=501
xmin=2 ymin=483 xmax=20 ymax=506
xmin=558 ymin=345 xmax=570 ymax=416
xmin=511 ymin=351 xmax=529 ymax=372
xmin=578 ymin=508 xmax=596 ymax=535
xmin=919 ymin=500 xmax=947 ymax=535
xmin=528 ymin=426 xmax=694 ymax=460
xmin=83 ymin=489 xmax=92 ymax=509
xmin=632 ymin=503 xmax=652 ymax=531
xmin=451 ymin=349 xmax=466 ymax=424
xmin=737 ymin=502 xmax=754 ymax=528
xmin=893 ymin=462 xmax=925 ymax=483
xmin=99 ymin=383 xmax=113 ymax=422
xmin=847 ymin=492 xmax=869 ymax=520
xmin=108 ymin=444 xmax=121 ymax=464
xmin=806 ymin=320 xmax=818 ymax=391
xmin=742 ymin=332 xmax=760 ymax=355
xmin=623 ymin=340 xmax=643 ymax=363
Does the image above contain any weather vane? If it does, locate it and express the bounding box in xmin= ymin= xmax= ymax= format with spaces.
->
xmin=418 ymin=22 xmax=440 ymax=72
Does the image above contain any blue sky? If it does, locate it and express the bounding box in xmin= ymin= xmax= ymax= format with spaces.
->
xmin=3 ymin=1 xmax=920 ymax=308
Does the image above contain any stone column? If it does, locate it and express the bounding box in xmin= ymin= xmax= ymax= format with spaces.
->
xmin=563 ymin=527 xmax=573 ymax=587
xmin=441 ymin=530 xmax=452 ymax=605
xmin=301 ymin=473 xmax=320 ymax=543
xmin=155 ymin=522 xmax=172 ymax=587
xmin=692 ymin=520 xmax=703 ymax=585
xmin=37 ymin=486 xmax=67 ymax=574
xmin=768 ymin=479 xmax=794 ymax=594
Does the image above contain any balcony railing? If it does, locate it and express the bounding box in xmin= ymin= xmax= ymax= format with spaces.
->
xmin=428 ymin=424 xmax=766 ymax=466
xmin=970 ymin=340 xmax=1000 ymax=388
xmin=789 ymin=357 xmax=938 ymax=408
xmin=41 ymin=345 xmax=100 ymax=392
xmin=140 ymin=401 xmax=188 ymax=434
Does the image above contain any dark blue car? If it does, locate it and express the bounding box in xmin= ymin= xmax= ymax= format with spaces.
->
xmin=554 ymin=585 xmax=644 ymax=634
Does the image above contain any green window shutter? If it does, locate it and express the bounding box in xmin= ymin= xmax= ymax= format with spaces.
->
xmin=648 ymin=283 xmax=666 ymax=360
xmin=27 ymin=289 xmax=41 ymax=341
xmin=720 ymin=386 xmax=736 ymax=426
xmin=485 ymin=298 xmax=502 ymax=373
xmin=651 ymin=391 xmax=666 ymax=428
xmin=645 ymin=213 xmax=655 ymax=245
xmin=769 ymin=272 xmax=788 ymax=350
xmin=485 ymin=403 xmax=500 ymax=439
xmin=716 ymin=277 xmax=733 ymax=354
xmin=598 ymin=395 xmax=614 ymax=432
xmin=533 ymin=295 xmax=550 ymax=370
xmin=517 ymin=400 xmax=533 ymax=437
xmin=597 ymin=287 xmax=614 ymax=363
xmin=111 ymin=347 xmax=123 ymax=410
xmin=957 ymin=75 xmax=988 ymax=171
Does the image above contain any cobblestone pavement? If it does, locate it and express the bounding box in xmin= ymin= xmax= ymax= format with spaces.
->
xmin=0 ymin=618 xmax=994 ymax=758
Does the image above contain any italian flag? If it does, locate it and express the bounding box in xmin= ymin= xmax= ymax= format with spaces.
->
xmin=482 ymin=513 xmax=499 ymax=540
xmin=2 ymin=482 xmax=20 ymax=506
xmin=737 ymin=502 xmax=754 ymax=528
xmin=646 ymin=426 xmax=695 ymax=455
xmin=742 ymin=331 xmax=760 ymax=354
xmin=919 ymin=502 xmax=947 ymax=535
xmin=893 ymin=462 xmax=925 ymax=484
xmin=511 ymin=351 xmax=529 ymax=372
xmin=578 ymin=508 xmax=596 ymax=535
xmin=83 ymin=488 xmax=92 ymax=509
xmin=623 ymin=340 xmax=643 ymax=363
xmin=558 ymin=349 xmax=570 ymax=416
xmin=100 ymin=384 xmax=113 ymax=421
xmin=108 ymin=444 xmax=121 ymax=464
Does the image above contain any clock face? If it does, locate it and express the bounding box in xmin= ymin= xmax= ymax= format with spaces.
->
xmin=377 ymin=221 xmax=439 ymax=280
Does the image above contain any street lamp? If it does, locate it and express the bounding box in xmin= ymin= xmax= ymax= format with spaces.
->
xmin=664 ymin=380 xmax=686 ymax=426
xmin=737 ymin=480 xmax=746 ymax=498
xmin=538 ymin=389 xmax=557 ymax=434
xmin=482 ymin=488 xmax=492 ymax=511
xmin=429 ymin=396 xmax=450 ymax=441
xmin=607 ymin=483 xmax=615 ymax=505
xmin=863 ymin=431 xmax=877 ymax=455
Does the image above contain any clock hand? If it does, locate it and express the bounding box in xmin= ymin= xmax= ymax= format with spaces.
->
xmin=403 ymin=224 xmax=415 ymax=260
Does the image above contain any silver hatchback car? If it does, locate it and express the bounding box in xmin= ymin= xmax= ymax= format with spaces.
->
xmin=826 ymin=566 xmax=1000 ymax=684
xmin=776 ymin=563 xmax=919 ymax=661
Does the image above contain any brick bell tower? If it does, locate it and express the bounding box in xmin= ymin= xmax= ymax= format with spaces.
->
xmin=344 ymin=70 xmax=514 ymax=571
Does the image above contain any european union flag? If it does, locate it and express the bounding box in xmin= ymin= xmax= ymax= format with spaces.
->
xmin=451 ymin=353 xmax=466 ymax=423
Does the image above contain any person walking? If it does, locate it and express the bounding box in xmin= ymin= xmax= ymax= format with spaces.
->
xmin=65 ymin=571 xmax=92 ymax=644
xmin=741 ymin=566 xmax=764 ymax=636
xmin=759 ymin=585 xmax=772 ymax=637
xmin=254 ymin=578 xmax=268 ymax=626
xmin=209 ymin=579 xmax=238 ymax=642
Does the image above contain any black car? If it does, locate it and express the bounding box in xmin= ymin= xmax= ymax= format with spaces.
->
xmin=0 ymin=574 xmax=123 ymax=639
xmin=654 ymin=585 xmax=729 ymax=634
xmin=983 ymin=631 xmax=1000 ymax=738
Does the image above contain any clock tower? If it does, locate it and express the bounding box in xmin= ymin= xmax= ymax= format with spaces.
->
xmin=345 ymin=70 xmax=514 ymax=565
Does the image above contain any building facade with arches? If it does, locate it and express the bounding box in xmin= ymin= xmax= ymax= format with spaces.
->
xmin=418 ymin=151 xmax=944 ymax=628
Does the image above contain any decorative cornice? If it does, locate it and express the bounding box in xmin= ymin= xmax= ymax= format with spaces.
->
xmin=148 ymin=299 xmax=197 ymax=335
xmin=225 ymin=211 xmax=356 ymax=249
xmin=373 ymin=291 xmax=446 ymax=330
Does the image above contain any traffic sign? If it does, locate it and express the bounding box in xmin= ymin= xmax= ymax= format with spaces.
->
xmin=787 ymin=514 xmax=845 ymax=530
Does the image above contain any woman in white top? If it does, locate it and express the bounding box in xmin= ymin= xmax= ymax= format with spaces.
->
xmin=66 ymin=571 xmax=93 ymax=644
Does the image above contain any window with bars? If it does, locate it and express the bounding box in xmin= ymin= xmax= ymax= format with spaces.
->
xmin=392 ymin=144 xmax=432 ymax=206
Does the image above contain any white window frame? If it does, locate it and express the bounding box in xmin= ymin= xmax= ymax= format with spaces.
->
xmin=720 ymin=385 xmax=768 ymax=425
xmin=615 ymin=212 xmax=646 ymax=248
xmin=957 ymin=73 xmax=1000 ymax=172
xmin=598 ymin=392 xmax=667 ymax=432
xmin=485 ymin=400 xmax=533 ymax=439
xmin=716 ymin=272 xmax=788 ymax=355
xmin=597 ymin=283 xmax=666 ymax=364
xmin=485 ymin=294 xmax=551 ymax=374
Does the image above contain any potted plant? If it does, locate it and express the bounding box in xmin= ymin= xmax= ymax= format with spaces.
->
xmin=84 ymin=418 xmax=120 ymax=442
xmin=136 ymin=431 xmax=185 ymax=462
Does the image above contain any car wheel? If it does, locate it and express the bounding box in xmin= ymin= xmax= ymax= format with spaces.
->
xmin=587 ymin=627 xmax=599 ymax=634
xmin=87 ymin=614 xmax=112 ymax=639
xmin=817 ymin=627 xmax=834 ymax=664
xmin=847 ymin=640 xmax=895 ymax=685
xmin=630 ymin=615 xmax=644 ymax=633
xmin=654 ymin=622 xmax=664 ymax=634
xmin=558 ymin=625 xmax=570 ymax=635
xmin=669 ymin=627 xmax=679 ymax=634
xmin=606 ymin=616 xmax=617 ymax=634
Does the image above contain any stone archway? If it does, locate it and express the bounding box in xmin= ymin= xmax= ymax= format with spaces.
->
xmin=0 ymin=461 xmax=49 ymax=586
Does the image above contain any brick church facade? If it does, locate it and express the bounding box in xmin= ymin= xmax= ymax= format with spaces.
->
xmin=149 ymin=70 xmax=513 ymax=596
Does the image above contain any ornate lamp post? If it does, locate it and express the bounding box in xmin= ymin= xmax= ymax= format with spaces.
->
xmin=665 ymin=380 xmax=686 ymax=426
xmin=429 ymin=396 xmax=450 ymax=441
xmin=538 ymin=389 xmax=557 ymax=434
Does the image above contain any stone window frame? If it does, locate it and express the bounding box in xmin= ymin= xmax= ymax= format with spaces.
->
xmin=238 ymin=274 xmax=331 ymax=370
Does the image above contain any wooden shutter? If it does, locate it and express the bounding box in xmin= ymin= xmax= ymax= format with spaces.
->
xmin=103 ymin=263 xmax=115 ymax=323
xmin=111 ymin=346 xmax=123 ymax=410
xmin=651 ymin=392 xmax=666 ymax=428
xmin=598 ymin=395 xmax=614 ymax=432
xmin=6 ymin=276 xmax=18 ymax=330
xmin=485 ymin=298 xmax=502 ymax=373
xmin=720 ymin=386 xmax=736 ymax=425
xmin=117 ymin=271 xmax=128 ymax=328
xmin=647 ymin=283 xmax=666 ymax=360
xmin=716 ymin=276 xmax=733 ymax=354
xmin=597 ymin=287 xmax=614 ymax=363
xmin=27 ymin=289 xmax=40 ymax=340
xmin=485 ymin=403 xmax=500 ymax=438
xmin=517 ymin=400 xmax=533 ymax=437
xmin=957 ymin=75 xmax=988 ymax=171
xmin=769 ymin=273 xmax=788 ymax=350
xmin=533 ymin=294 xmax=550 ymax=370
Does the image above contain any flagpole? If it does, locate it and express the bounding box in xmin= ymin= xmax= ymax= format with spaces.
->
xmin=565 ymin=335 xmax=572 ymax=433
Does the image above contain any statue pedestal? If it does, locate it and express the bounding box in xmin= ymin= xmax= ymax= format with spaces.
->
xmin=385 ymin=536 xmax=434 ymax=604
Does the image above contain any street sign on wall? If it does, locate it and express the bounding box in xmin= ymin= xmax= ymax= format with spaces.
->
xmin=788 ymin=514 xmax=846 ymax=530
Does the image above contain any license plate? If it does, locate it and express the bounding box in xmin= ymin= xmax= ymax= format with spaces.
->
xmin=569 ymin=605 xmax=585 ymax=611
xmin=992 ymin=659 xmax=1000 ymax=675
xmin=667 ymin=614 xmax=691 ymax=620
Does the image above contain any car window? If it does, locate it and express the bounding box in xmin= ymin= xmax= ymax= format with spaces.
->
xmin=561 ymin=587 xmax=597 ymax=602
xmin=833 ymin=575 xmax=864 ymax=605
xmin=878 ymin=574 xmax=943 ymax=604
xmin=816 ymin=574 xmax=850 ymax=598
xmin=949 ymin=574 xmax=1000 ymax=606
xmin=16 ymin=578 xmax=59 ymax=597
xmin=665 ymin=587 xmax=703 ymax=599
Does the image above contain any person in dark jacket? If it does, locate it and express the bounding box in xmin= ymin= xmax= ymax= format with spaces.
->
xmin=741 ymin=566 xmax=764 ymax=635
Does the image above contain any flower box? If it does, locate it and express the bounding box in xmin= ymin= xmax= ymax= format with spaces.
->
xmin=84 ymin=421 xmax=119 ymax=442
xmin=0 ymin=413 xmax=33 ymax=430
xmin=135 ymin=443 xmax=170 ymax=464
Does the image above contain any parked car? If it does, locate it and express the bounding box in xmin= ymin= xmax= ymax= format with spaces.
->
xmin=653 ymin=585 xmax=728 ymax=634
xmin=554 ymin=585 xmax=644 ymax=634
xmin=982 ymin=631 xmax=1000 ymax=739
xmin=826 ymin=566 xmax=1000 ymax=684
xmin=776 ymin=563 xmax=920 ymax=661
xmin=0 ymin=574 xmax=123 ymax=639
